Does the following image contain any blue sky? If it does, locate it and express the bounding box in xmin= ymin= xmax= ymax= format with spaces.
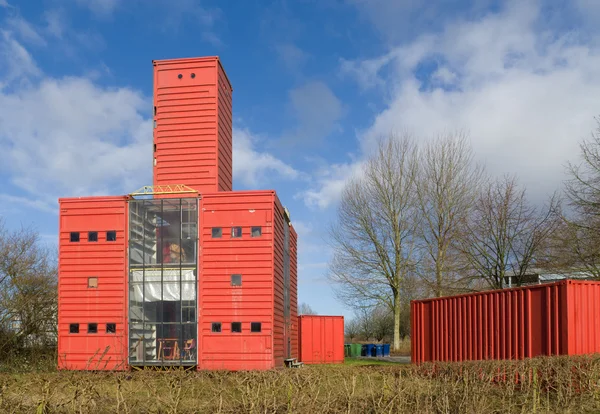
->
xmin=1 ymin=0 xmax=600 ymax=319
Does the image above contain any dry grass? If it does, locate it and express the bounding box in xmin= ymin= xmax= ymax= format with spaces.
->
xmin=0 ymin=355 xmax=599 ymax=413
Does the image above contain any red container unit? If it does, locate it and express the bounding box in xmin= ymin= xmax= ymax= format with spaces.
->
xmin=411 ymin=280 xmax=600 ymax=365
xmin=57 ymin=196 xmax=128 ymax=370
xmin=199 ymin=191 xmax=298 ymax=370
xmin=298 ymin=315 xmax=344 ymax=364
xmin=153 ymin=56 xmax=233 ymax=194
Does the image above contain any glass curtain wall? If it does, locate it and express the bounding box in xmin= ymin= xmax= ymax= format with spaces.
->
xmin=128 ymin=198 xmax=198 ymax=366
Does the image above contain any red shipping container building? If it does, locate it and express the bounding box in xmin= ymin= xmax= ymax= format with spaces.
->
xmin=57 ymin=56 xmax=298 ymax=371
xmin=411 ymin=280 xmax=600 ymax=365
xmin=298 ymin=315 xmax=344 ymax=364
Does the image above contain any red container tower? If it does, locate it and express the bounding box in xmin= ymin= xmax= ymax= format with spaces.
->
xmin=57 ymin=56 xmax=298 ymax=371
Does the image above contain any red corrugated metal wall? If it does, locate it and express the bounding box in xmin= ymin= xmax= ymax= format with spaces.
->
xmin=216 ymin=61 xmax=233 ymax=192
xmin=411 ymin=280 xmax=600 ymax=364
xmin=298 ymin=316 xmax=344 ymax=364
xmin=57 ymin=196 xmax=128 ymax=370
xmin=273 ymin=199 xmax=285 ymax=367
xmin=153 ymin=56 xmax=233 ymax=194
xmin=199 ymin=191 xmax=276 ymax=370
xmin=565 ymin=281 xmax=600 ymax=355
xmin=289 ymin=226 xmax=299 ymax=359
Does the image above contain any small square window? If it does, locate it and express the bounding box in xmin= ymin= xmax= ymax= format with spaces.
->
xmin=88 ymin=277 xmax=98 ymax=288
xmin=212 ymin=227 xmax=222 ymax=238
xmin=88 ymin=231 xmax=98 ymax=242
xmin=231 ymin=322 xmax=242 ymax=333
xmin=70 ymin=232 xmax=80 ymax=242
xmin=231 ymin=274 xmax=242 ymax=287
xmin=88 ymin=323 xmax=97 ymax=334
xmin=106 ymin=231 xmax=117 ymax=241
xmin=251 ymin=322 xmax=262 ymax=333
xmin=69 ymin=323 xmax=79 ymax=334
xmin=106 ymin=323 xmax=116 ymax=334
xmin=231 ymin=227 xmax=242 ymax=238
xmin=251 ymin=227 xmax=262 ymax=237
xmin=211 ymin=322 xmax=221 ymax=333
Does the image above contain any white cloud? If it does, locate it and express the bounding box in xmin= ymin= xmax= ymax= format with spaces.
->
xmin=233 ymin=128 xmax=301 ymax=188
xmin=0 ymin=31 xmax=41 ymax=87
xmin=6 ymin=17 xmax=46 ymax=46
xmin=275 ymin=43 xmax=310 ymax=72
xmin=280 ymin=81 xmax=344 ymax=147
xmin=299 ymin=161 xmax=364 ymax=209
xmin=75 ymin=0 xmax=119 ymax=17
xmin=0 ymin=0 xmax=9 ymax=8
xmin=0 ymin=33 xmax=151 ymax=211
xmin=308 ymin=1 xmax=600 ymax=209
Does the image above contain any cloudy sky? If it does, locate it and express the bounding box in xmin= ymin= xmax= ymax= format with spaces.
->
xmin=1 ymin=0 xmax=598 ymax=318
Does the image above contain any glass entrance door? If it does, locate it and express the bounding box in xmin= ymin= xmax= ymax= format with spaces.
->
xmin=128 ymin=198 xmax=198 ymax=366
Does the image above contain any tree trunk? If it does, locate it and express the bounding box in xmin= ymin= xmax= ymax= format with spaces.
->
xmin=393 ymin=288 xmax=401 ymax=351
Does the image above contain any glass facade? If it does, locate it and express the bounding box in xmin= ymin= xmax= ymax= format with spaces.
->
xmin=128 ymin=198 xmax=198 ymax=365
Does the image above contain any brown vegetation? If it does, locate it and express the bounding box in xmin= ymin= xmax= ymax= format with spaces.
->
xmin=0 ymin=355 xmax=599 ymax=413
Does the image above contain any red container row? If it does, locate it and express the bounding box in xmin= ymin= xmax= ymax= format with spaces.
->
xmin=411 ymin=280 xmax=600 ymax=364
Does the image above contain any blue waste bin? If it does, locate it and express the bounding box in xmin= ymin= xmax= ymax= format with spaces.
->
xmin=383 ymin=344 xmax=390 ymax=357
xmin=364 ymin=344 xmax=376 ymax=357
xmin=375 ymin=344 xmax=384 ymax=357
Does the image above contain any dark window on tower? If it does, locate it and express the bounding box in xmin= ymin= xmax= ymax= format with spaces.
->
xmin=231 ymin=274 xmax=242 ymax=287
xmin=69 ymin=323 xmax=79 ymax=334
xmin=231 ymin=227 xmax=242 ymax=238
xmin=251 ymin=227 xmax=262 ymax=237
xmin=106 ymin=231 xmax=117 ymax=241
xmin=106 ymin=323 xmax=116 ymax=334
xmin=212 ymin=227 xmax=222 ymax=238
xmin=70 ymin=232 xmax=80 ymax=242
xmin=88 ymin=231 xmax=98 ymax=242
xmin=231 ymin=322 xmax=242 ymax=333
xmin=88 ymin=323 xmax=98 ymax=334
xmin=211 ymin=322 xmax=222 ymax=333
xmin=251 ymin=322 xmax=262 ymax=333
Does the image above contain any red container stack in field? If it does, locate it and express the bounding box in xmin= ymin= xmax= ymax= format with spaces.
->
xmin=153 ymin=57 xmax=233 ymax=194
xmin=298 ymin=315 xmax=344 ymax=364
xmin=411 ymin=280 xmax=600 ymax=365
xmin=57 ymin=56 xmax=299 ymax=371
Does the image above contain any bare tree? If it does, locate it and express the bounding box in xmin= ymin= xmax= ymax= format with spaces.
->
xmin=327 ymin=135 xmax=421 ymax=351
xmin=371 ymin=304 xmax=394 ymax=342
xmin=416 ymin=131 xmax=484 ymax=296
xmin=299 ymin=302 xmax=317 ymax=315
xmin=562 ymin=117 xmax=600 ymax=278
xmin=344 ymin=318 xmax=360 ymax=342
xmin=460 ymin=176 xmax=559 ymax=289
xmin=0 ymin=219 xmax=57 ymax=354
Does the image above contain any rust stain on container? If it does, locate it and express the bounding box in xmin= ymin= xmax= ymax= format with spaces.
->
xmin=411 ymin=280 xmax=600 ymax=364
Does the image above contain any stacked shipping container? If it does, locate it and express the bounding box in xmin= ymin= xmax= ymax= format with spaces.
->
xmin=57 ymin=56 xmax=298 ymax=371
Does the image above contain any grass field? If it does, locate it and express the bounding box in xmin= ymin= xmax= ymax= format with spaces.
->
xmin=1 ymin=354 xmax=599 ymax=413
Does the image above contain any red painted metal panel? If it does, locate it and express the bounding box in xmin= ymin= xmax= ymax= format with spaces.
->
xmin=57 ymin=196 xmax=128 ymax=371
xmin=298 ymin=315 xmax=344 ymax=364
xmin=153 ymin=56 xmax=233 ymax=194
xmin=289 ymin=225 xmax=299 ymax=360
xmin=199 ymin=191 xmax=290 ymax=371
xmin=411 ymin=280 xmax=600 ymax=364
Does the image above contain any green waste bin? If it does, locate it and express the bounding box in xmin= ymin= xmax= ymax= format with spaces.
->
xmin=350 ymin=343 xmax=362 ymax=357
xmin=344 ymin=344 xmax=351 ymax=358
